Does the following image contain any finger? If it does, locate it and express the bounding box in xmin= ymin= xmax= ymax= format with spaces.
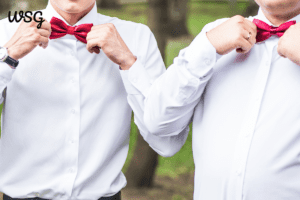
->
xmin=86 ymin=39 xmax=100 ymax=53
xmin=37 ymin=29 xmax=51 ymax=38
xmin=244 ymin=19 xmax=257 ymax=36
xmin=243 ymin=20 xmax=257 ymax=44
xmin=40 ymin=20 xmax=51 ymax=32
xmin=37 ymin=36 xmax=49 ymax=46
xmin=242 ymin=28 xmax=256 ymax=46
xmin=236 ymin=34 xmax=253 ymax=53
xmin=277 ymin=45 xmax=286 ymax=58
xmin=86 ymin=31 xmax=101 ymax=41
xmin=244 ymin=30 xmax=256 ymax=46
xmin=91 ymin=47 xmax=100 ymax=54
xmin=39 ymin=42 xmax=48 ymax=49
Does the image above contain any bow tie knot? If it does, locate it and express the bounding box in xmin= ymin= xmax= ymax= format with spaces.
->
xmin=66 ymin=26 xmax=75 ymax=35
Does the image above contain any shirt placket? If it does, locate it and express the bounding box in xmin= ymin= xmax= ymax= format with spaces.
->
xmin=63 ymin=38 xmax=81 ymax=198
xmin=232 ymin=42 xmax=274 ymax=200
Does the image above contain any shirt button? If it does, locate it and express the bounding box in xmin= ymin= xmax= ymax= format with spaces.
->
xmin=236 ymin=169 xmax=242 ymax=176
xmin=71 ymin=109 xmax=76 ymax=114
xmin=69 ymin=168 xmax=75 ymax=173
xmin=204 ymin=59 xmax=211 ymax=65
xmin=70 ymin=139 xmax=75 ymax=144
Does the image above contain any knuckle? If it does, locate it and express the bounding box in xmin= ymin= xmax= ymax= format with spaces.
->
xmin=107 ymin=23 xmax=115 ymax=30
xmin=34 ymin=34 xmax=40 ymax=41
xmin=29 ymin=20 xmax=35 ymax=26
xmin=237 ymin=27 xmax=244 ymax=37
xmin=32 ymin=27 xmax=38 ymax=33
xmin=107 ymin=23 xmax=114 ymax=27
xmin=103 ymin=32 xmax=109 ymax=38
xmin=233 ymin=15 xmax=244 ymax=22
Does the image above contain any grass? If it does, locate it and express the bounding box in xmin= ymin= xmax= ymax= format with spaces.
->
xmin=0 ymin=1 xmax=249 ymax=179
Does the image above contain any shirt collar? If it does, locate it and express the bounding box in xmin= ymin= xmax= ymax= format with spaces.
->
xmin=43 ymin=1 xmax=98 ymax=26
xmin=253 ymin=8 xmax=300 ymax=26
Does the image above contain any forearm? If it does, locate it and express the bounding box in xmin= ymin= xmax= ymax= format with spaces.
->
xmin=144 ymin=33 xmax=219 ymax=137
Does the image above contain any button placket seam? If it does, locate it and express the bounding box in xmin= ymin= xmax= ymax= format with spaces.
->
xmin=233 ymin=49 xmax=272 ymax=200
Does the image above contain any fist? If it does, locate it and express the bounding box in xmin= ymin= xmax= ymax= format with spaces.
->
xmin=4 ymin=19 xmax=51 ymax=63
xmin=206 ymin=15 xmax=257 ymax=55
xmin=277 ymin=23 xmax=300 ymax=65
xmin=86 ymin=23 xmax=136 ymax=70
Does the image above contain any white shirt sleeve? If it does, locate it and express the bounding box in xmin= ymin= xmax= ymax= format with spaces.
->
xmin=142 ymin=19 xmax=227 ymax=137
xmin=119 ymin=24 xmax=189 ymax=157
xmin=0 ymin=20 xmax=17 ymax=104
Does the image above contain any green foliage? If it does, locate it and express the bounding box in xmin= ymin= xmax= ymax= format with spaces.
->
xmin=172 ymin=194 xmax=188 ymax=200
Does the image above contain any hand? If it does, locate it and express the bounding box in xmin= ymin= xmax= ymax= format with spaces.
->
xmin=86 ymin=23 xmax=137 ymax=70
xmin=277 ymin=23 xmax=300 ymax=65
xmin=3 ymin=18 xmax=51 ymax=62
xmin=206 ymin=15 xmax=257 ymax=55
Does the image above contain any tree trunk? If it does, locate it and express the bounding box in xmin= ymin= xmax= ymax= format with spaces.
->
xmin=125 ymin=130 xmax=159 ymax=187
xmin=97 ymin=0 xmax=121 ymax=9
xmin=125 ymin=0 xmax=168 ymax=188
xmin=242 ymin=0 xmax=259 ymax=17
xmin=0 ymin=0 xmax=11 ymax=19
xmin=147 ymin=0 xmax=168 ymax=59
xmin=167 ymin=0 xmax=189 ymax=37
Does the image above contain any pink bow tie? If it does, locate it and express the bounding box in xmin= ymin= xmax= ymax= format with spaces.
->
xmin=49 ymin=17 xmax=92 ymax=44
xmin=253 ymin=19 xmax=296 ymax=43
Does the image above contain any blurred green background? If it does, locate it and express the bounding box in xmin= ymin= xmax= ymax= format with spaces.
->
xmin=106 ymin=0 xmax=248 ymax=178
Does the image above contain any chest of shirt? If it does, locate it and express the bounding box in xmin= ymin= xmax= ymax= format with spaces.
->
xmin=202 ymin=39 xmax=300 ymax=122
xmin=8 ymin=36 xmax=131 ymax=102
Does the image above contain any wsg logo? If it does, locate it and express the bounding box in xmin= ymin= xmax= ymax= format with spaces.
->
xmin=8 ymin=11 xmax=45 ymax=29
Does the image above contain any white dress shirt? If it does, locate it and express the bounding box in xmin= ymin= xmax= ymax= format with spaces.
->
xmin=0 ymin=2 xmax=188 ymax=199
xmin=141 ymin=9 xmax=300 ymax=200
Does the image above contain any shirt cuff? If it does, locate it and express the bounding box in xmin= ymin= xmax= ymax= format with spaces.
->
xmin=119 ymin=58 xmax=152 ymax=96
xmin=0 ymin=62 xmax=15 ymax=84
xmin=183 ymin=32 xmax=219 ymax=79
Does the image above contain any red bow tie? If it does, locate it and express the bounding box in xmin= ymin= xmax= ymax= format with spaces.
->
xmin=49 ymin=17 xmax=92 ymax=44
xmin=253 ymin=19 xmax=296 ymax=43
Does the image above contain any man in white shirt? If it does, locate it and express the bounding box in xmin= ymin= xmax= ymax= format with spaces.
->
xmin=0 ymin=0 xmax=188 ymax=199
xmin=141 ymin=0 xmax=300 ymax=199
